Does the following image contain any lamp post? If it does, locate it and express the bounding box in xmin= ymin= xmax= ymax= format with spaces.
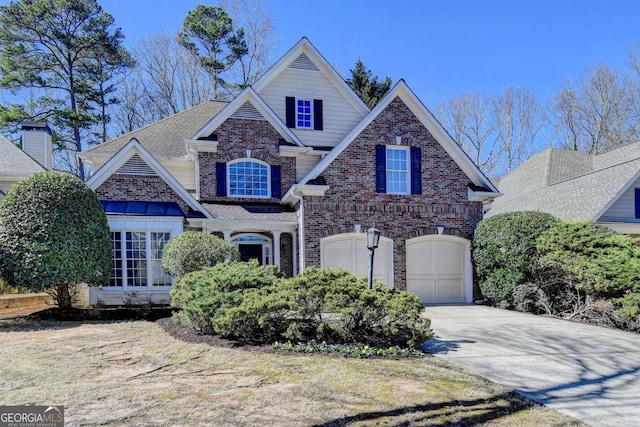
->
xmin=366 ymin=227 xmax=381 ymax=290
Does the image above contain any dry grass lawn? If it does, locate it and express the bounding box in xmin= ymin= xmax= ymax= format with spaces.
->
xmin=0 ymin=318 xmax=584 ymax=426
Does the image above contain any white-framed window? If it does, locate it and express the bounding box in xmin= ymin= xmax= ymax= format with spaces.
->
xmin=108 ymin=230 xmax=172 ymax=288
xmin=386 ymin=146 xmax=410 ymax=194
xmin=296 ymin=98 xmax=312 ymax=129
xmin=228 ymin=159 xmax=271 ymax=198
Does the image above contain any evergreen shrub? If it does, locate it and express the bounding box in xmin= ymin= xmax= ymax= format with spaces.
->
xmin=473 ymin=211 xmax=559 ymax=308
xmin=173 ymin=266 xmax=432 ymax=348
xmin=161 ymin=231 xmax=240 ymax=280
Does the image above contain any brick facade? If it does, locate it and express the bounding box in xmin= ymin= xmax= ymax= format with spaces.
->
xmin=302 ymin=97 xmax=484 ymax=290
xmin=95 ymin=174 xmax=191 ymax=214
xmin=198 ymin=118 xmax=296 ymax=202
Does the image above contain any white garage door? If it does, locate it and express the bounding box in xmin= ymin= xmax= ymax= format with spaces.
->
xmin=406 ymin=235 xmax=471 ymax=303
xmin=321 ymin=233 xmax=393 ymax=287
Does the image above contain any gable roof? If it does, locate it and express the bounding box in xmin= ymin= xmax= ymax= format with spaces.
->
xmin=252 ymin=37 xmax=369 ymax=117
xmin=85 ymin=138 xmax=212 ymax=219
xmin=0 ymin=133 xmax=45 ymax=178
xmin=192 ymin=87 xmax=304 ymax=146
xmin=80 ymin=101 xmax=228 ymax=161
xmin=298 ymin=80 xmax=499 ymax=193
xmin=488 ymin=142 xmax=640 ymax=221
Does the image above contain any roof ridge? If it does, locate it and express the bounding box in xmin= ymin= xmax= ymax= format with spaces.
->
xmin=594 ymin=140 xmax=640 ymax=156
xmin=548 ymin=155 xmax=640 ymax=186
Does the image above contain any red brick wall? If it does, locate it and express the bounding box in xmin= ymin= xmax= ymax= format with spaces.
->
xmin=199 ymin=118 xmax=296 ymax=202
xmin=302 ymin=97 xmax=483 ymax=290
xmin=95 ymin=174 xmax=191 ymax=214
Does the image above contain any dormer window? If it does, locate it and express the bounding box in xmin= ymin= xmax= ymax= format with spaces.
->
xmin=285 ymin=97 xmax=323 ymax=130
xmin=228 ymin=159 xmax=270 ymax=198
xmin=296 ymin=99 xmax=312 ymax=128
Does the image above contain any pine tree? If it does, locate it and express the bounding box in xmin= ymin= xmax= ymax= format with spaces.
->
xmin=0 ymin=0 xmax=132 ymax=179
xmin=347 ymin=58 xmax=392 ymax=109
xmin=177 ymin=5 xmax=248 ymax=99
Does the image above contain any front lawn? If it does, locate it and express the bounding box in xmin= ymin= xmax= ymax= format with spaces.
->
xmin=0 ymin=318 xmax=583 ymax=426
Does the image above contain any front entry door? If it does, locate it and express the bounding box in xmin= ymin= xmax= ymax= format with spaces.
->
xmin=238 ymin=244 xmax=263 ymax=264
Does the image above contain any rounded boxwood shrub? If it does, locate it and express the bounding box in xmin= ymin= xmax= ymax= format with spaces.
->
xmin=473 ymin=211 xmax=559 ymax=308
xmin=0 ymin=171 xmax=111 ymax=308
xmin=161 ymin=231 xmax=240 ymax=280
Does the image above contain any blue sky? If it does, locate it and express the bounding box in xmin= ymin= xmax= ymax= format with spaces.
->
xmin=98 ymin=0 xmax=640 ymax=107
xmin=16 ymin=0 xmax=640 ymax=107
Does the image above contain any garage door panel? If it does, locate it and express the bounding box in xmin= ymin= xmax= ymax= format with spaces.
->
xmin=409 ymin=279 xmax=435 ymax=303
xmin=323 ymin=241 xmax=353 ymax=270
xmin=406 ymin=241 xmax=435 ymax=275
xmin=406 ymin=236 xmax=470 ymax=304
xmin=435 ymin=278 xmax=464 ymax=301
xmin=321 ymin=234 xmax=392 ymax=286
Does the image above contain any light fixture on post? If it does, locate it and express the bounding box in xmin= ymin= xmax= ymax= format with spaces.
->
xmin=366 ymin=227 xmax=381 ymax=290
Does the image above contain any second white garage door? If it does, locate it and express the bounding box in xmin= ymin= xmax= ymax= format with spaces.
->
xmin=406 ymin=235 xmax=471 ymax=303
xmin=320 ymin=233 xmax=394 ymax=287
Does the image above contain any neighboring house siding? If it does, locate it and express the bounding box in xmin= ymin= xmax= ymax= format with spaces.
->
xmin=302 ymin=97 xmax=483 ymax=290
xmin=95 ymin=174 xmax=192 ymax=214
xmin=198 ymin=118 xmax=296 ymax=201
xmin=258 ymin=68 xmax=366 ymax=148
xmin=600 ymin=175 xmax=640 ymax=221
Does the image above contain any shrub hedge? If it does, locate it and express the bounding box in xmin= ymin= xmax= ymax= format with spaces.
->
xmin=473 ymin=211 xmax=559 ymax=308
xmin=475 ymin=212 xmax=640 ymax=328
xmin=172 ymin=265 xmax=432 ymax=348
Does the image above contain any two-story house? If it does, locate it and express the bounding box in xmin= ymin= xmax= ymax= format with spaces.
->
xmin=79 ymin=38 xmax=499 ymax=306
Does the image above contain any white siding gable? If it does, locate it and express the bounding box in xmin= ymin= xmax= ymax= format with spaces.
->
xmin=258 ymin=67 xmax=366 ymax=148
xmin=600 ymin=174 xmax=640 ymax=222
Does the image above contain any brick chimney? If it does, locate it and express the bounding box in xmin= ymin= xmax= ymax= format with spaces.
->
xmin=21 ymin=121 xmax=53 ymax=170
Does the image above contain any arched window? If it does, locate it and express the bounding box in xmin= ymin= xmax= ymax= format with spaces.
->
xmin=227 ymin=159 xmax=270 ymax=198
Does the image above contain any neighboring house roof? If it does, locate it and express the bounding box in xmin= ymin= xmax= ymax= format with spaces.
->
xmin=80 ymin=101 xmax=228 ymax=161
xmin=488 ymin=142 xmax=640 ymax=221
xmin=0 ymin=133 xmax=45 ymax=178
xmin=297 ymin=79 xmax=499 ymax=194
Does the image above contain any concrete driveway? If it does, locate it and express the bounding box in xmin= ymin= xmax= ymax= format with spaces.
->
xmin=422 ymin=305 xmax=640 ymax=427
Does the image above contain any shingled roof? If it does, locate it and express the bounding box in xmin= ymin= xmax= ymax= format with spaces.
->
xmin=82 ymin=100 xmax=228 ymax=160
xmin=0 ymin=133 xmax=45 ymax=176
xmin=488 ymin=142 xmax=640 ymax=221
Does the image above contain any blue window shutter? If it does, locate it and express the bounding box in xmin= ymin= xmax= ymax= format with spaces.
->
xmin=271 ymin=165 xmax=281 ymax=198
xmin=635 ymin=189 xmax=640 ymax=218
xmin=375 ymin=145 xmax=386 ymax=193
xmin=285 ymin=97 xmax=295 ymax=128
xmin=313 ymin=99 xmax=323 ymax=130
xmin=216 ymin=162 xmax=227 ymax=197
xmin=410 ymin=146 xmax=422 ymax=195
